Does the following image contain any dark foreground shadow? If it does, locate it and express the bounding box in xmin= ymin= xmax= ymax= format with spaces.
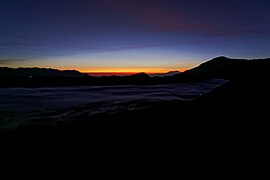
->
xmin=1 ymin=57 xmax=269 ymax=152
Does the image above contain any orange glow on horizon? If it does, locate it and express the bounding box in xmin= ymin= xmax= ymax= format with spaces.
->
xmin=54 ymin=62 xmax=196 ymax=74
xmin=77 ymin=67 xmax=189 ymax=74
xmin=55 ymin=65 xmax=196 ymax=76
xmin=86 ymin=72 xmax=138 ymax=76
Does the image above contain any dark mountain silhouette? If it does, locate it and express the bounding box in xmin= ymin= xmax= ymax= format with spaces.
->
xmin=185 ymin=56 xmax=270 ymax=79
xmin=122 ymin=72 xmax=152 ymax=84
xmin=0 ymin=69 xmax=154 ymax=87
xmin=126 ymin=72 xmax=150 ymax=78
xmin=148 ymin=71 xmax=180 ymax=77
xmin=1 ymin=57 xmax=270 ymax=87
xmin=0 ymin=67 xmax=88 ymax=77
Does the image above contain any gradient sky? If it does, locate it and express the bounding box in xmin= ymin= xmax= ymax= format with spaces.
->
xmin=0 ymin=0 xmax=270 ymax=73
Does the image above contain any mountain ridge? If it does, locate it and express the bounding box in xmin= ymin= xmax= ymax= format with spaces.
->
xmin=185 ymin=56 xmax=270 ymax=79
xmin=0 ymin=67 xmax=89 ymax=77
xmin=148 ymin=71 xmax=180 ymax=77
xmin=1 ymin=56 xmax=270 ymax=87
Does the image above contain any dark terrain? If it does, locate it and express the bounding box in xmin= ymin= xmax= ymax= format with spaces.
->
xmin=1 ymin=57 xmax=269 ymax=145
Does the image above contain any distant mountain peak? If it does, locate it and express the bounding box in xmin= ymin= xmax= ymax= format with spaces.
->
xmin=148 ymin=71 xmax=180 ymax=77
xmin=128 ymin=72 xmax=150 ymax=78
xmin=212 ymin=56 xmax=229 ymax=60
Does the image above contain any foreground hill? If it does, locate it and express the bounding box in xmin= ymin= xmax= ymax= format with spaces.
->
xmin=185 ymin=56 xmax=270 ymax=79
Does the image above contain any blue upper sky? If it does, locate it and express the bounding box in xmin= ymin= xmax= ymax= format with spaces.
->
xmin=0 ymin=0 xmax=270 ymax=72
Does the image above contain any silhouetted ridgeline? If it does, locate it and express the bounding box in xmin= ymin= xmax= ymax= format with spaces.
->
xmin=1 ymin=56 xmax=270 ymax=87
xmin=0 ymin=67 xmax=88 ymax=77
xmin=185 ymin=56 xmax=270 ymax=79
xmin=0 ymin=67 xmax=178 ymax=87
xmin=149 ymin=71 xmax=180 ymax=77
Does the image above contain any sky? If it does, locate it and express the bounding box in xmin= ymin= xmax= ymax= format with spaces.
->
xmin=0 ymin=0 xmax=270 ymax=73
